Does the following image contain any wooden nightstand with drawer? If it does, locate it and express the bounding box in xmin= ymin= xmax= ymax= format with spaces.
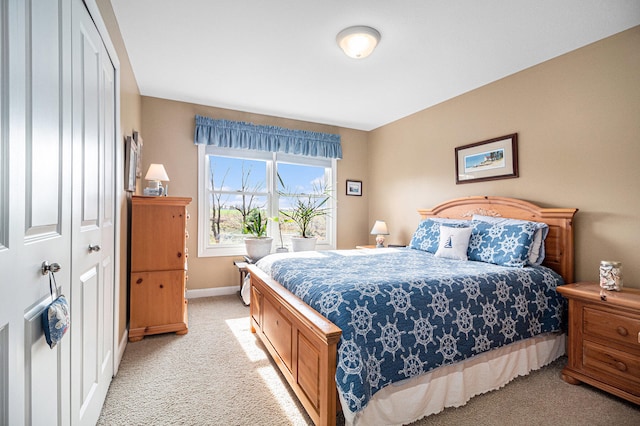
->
xmin=557 ymin=282 xmax=640 ymax=405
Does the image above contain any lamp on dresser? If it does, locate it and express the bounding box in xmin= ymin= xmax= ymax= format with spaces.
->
xmin=144 ymin=163 xmax=170 ymax=196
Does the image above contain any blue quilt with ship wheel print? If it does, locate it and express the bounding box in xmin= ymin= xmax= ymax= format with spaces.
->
xmin=255 ymin=247 xmax=565 ymax=414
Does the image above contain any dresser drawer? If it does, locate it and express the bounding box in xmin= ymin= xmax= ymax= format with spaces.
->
xmin=584 ymin=307 xmax=640 ymax=348
xmin=583 ymin=340 xmax=640 ymax=396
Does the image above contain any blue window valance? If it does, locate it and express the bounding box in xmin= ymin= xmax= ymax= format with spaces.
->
xmin=194 ymin=115 xmax=342 ymax=159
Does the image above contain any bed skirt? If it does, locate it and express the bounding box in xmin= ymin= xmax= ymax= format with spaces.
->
xmin=342 ymin=332 xmax=566 ymax=426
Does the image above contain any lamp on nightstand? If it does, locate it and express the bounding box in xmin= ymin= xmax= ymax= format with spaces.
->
xmin=370 ymin=220 xmax=389 ymax=248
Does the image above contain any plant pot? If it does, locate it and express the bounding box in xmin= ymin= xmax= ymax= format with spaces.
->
xmin=291 ymin=236 xmax=317 ymax=252
xmin=244 ymin=237 xmax=273 ymax=261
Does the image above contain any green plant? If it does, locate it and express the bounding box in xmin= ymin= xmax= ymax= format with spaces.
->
xmin=243 ymin=209 xmax=268 ymax=237
xmin=269 ymin=216 xmax=288 ymax=248
xmin=279 ymin=183 xmax=331 ymax=238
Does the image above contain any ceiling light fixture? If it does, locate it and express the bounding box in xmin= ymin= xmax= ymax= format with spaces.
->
xmin=336 ymin=26 xmax=381 ymax=59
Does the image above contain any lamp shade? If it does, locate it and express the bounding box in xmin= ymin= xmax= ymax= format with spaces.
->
xmin=336 ymin=26 xmax=381 ymax=59
xmin=370 ymin=220 xmax=389 ymax=235
xmin=144 ymin=163 xmax=170 ymax=182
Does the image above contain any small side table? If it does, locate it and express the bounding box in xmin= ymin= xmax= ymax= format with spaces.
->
xmin=233 ymin=260 xmax=250 ymax=306
xmin=356 ymin=245 xmax=377 ymax=249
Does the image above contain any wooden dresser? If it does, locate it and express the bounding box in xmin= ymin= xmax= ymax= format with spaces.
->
xmin=557 ymin=282 xmax=640 ymax=404
xmin=129 ymin=195 xmax=192 ymax=342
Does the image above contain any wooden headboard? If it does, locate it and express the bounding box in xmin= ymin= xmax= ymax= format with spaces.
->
xmin=418 ymin=196 xmax=578 ymax=283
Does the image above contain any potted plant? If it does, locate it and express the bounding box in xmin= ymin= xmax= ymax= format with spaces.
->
xmin=279 ymin=184 xmax=331 ymax=252
xmin=270 ymin=216 xmax=289 ymax=253
xmin=243 ymin=209 xmax=273 ymax=261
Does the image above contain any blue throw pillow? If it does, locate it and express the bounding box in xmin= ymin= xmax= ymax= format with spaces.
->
xmin=468 ymin=222 xmax=537 ymax=267
xmin=472 ymin=215 xmax=549 ymax=265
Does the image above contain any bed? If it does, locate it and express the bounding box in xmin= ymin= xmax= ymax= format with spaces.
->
xmin=247 ymin=196 xmax=577 ymax=425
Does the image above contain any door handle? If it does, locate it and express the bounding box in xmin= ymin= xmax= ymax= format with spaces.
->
xmin=41 ymin=261 xmax=61 ymax=275
xmin=88 ymin=244 xmax=101 ymax=253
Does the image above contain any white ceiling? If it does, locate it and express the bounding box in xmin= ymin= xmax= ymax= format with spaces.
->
xmin=110 ymin=0 xmax=640 ymax=131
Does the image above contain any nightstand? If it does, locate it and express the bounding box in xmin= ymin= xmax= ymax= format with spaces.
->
xmin=356 ymin=245 xmax=377 ymax=249
xmin=556 ymin=282 xmax=640 ymax=404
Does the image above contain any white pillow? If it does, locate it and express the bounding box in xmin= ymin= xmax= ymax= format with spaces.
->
xmin=434 ymin=226 xmax=472 ymax=261
xmin=472 ymin=214 xmax=549 ymax=265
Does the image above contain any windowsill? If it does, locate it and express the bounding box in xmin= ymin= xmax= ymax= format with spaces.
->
xmin=198 ymin=242 xmax=334 ymax=258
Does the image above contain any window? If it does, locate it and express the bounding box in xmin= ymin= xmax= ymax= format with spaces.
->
xmin=198 ymin=145 xmax=336 ymax=257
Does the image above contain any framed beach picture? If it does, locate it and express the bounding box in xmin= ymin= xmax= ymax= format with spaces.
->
xmin=455 ymin=133 xmax=518 ymax=184
xmin=346 ymin=179 xmax=362 ymax=196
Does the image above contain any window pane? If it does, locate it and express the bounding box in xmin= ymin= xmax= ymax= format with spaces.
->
xmin=209 ymin=200 xmax=269 ymax=244
xmin=208 ymin=156 xmax=267 ymax=192
xmin=277 ymin=162 xmax=329 ymax=241
xmin=207 ymin=154 xmax=268 ymax=246
xmin=277 ymin=162 xmax=326 ymax=195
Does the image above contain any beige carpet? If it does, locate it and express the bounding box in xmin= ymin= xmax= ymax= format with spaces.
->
xmin=98 ymin=296 xmax=640 ymax=425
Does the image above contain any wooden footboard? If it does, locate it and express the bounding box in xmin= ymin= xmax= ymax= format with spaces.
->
xmin=248 ymin=264 xmax=342 ymax=426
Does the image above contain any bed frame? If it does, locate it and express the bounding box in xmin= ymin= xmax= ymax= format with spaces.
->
xmin=248 ymin=196 xmax=577 ymax=425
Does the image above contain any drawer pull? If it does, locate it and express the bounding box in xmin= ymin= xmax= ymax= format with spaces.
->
xmin=616 ymin=326 xmax=628 ymax=337
xmin=615 ymin=361 xmax=627 ymax=372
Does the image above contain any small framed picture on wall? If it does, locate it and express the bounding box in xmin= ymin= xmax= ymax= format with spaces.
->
xmin=346 ymin=180 xmax=362 ymax=196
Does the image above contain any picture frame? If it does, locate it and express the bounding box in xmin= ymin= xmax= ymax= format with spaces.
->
xmin=132 ymin=130 xmax=143 ymax=178
xmin=455 ymin=133 xmax=518 ymax=184
xmin=124 ymin=135 xmax=137 ymax=192
xmin=346 ymin=180 xmax=362 ymax=196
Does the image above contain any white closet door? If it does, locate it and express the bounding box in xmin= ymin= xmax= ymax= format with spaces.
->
xmin=0 ymin=0 xmax=72 ymax=424
xmin=70 ymin=0 xmax=116 ymax=424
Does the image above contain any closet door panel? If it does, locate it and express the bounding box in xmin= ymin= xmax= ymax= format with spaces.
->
xmin=0 ymin=1 xmax=72 ymax=425
xmin=26 ymin=0 xmax=64 ymax=238
xmin=70 ymin=0 xmax=115 ymax=424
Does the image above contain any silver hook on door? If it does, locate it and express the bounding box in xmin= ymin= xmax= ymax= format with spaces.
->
xmin=88 ymin=244 xmax=101 ymax=253
xmin=41 ymin=261 xmax=61 ymax=276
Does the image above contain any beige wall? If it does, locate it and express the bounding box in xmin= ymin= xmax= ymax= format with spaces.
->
xmin=97 ymin=0 xmax=142 ymax=340
xmin=103 ymin=2 xmax=638 ymax=303
xmin=140 ymin=97 xmax=369 ymax=290
xmin=368 ymin=26 xmax=640 ymax=288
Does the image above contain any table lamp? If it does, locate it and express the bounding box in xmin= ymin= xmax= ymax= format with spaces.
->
xmin=370 ymin=220 xmax=389 ymax=248
xmin=144 ymin=163 xmax=169 ymax=195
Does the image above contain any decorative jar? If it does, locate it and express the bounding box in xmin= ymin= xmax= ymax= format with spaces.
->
xmin=599 ymin=260 xmax=623 ymax=291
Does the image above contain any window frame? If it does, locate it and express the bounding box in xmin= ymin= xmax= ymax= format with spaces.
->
xmin=197 ymin=144 xmax=337 ymax=257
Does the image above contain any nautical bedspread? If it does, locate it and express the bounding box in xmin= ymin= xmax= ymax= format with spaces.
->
xmin=255 ymin=247 xmax=565 ymax=413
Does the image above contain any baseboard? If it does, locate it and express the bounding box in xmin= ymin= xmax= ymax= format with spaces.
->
xmin=186 ymin=286 xmax=238 ymax=299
